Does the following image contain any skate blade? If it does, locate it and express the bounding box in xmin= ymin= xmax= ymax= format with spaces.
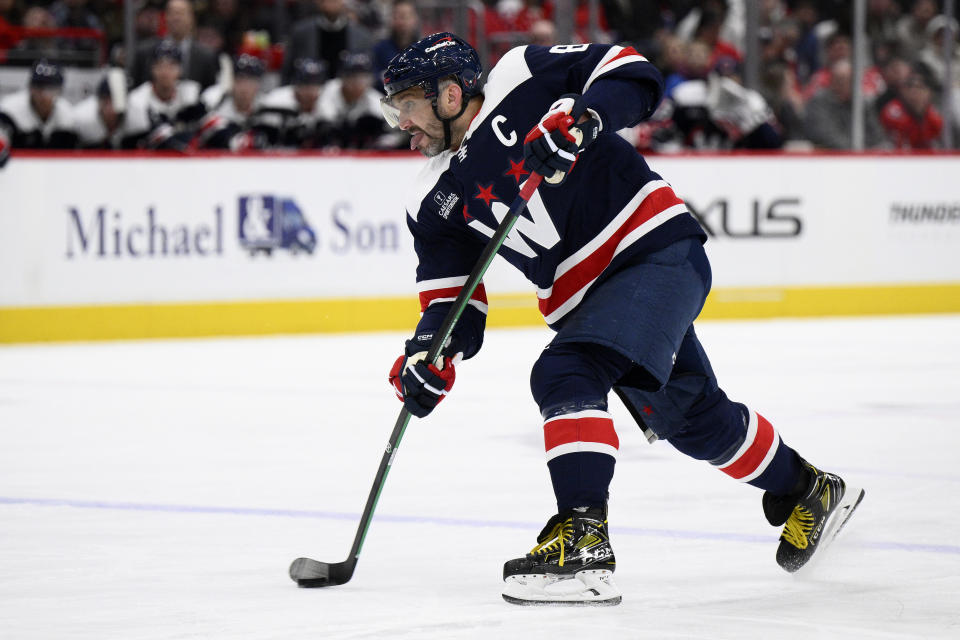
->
xmin=502 ymin=569 xmax=621 ymax=606
xmin=791 ymin=485 xmax=866 ymax=575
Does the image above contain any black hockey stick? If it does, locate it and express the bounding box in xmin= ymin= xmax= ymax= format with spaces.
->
xmin=289 ymin=172 xmax=544 ymax=588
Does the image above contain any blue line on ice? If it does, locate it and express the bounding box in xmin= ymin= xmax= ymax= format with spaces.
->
xmin=2 ymin=495 xmax=957 ymax=556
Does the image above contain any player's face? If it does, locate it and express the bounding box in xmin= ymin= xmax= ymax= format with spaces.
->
xmin=233 ymin=76 xmax=261 ymax=112
xmin=152 ymin=59 xmax=181 ymax=97
xmin=294 ymin=83 xmax=321 ymax=112
xmin=341 ymin=73 xmax=369 ymax=103
xmin=382 ymin=87 xmax=446 ymax=157
xmin=29 ymin=87 xmax=58 ymax=120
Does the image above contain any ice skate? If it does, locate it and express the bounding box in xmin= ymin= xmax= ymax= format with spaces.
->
xmin=763 ymin=460 xmax=865 ymax=573
xmin=502 ymin=506 xmax=621 ymax=606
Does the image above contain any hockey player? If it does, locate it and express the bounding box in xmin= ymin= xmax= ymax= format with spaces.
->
xmin=318 ymin=52 xmax=402 ymax=149
xmin=197 ymin=54 xmax=268 ymax=151
xmin=123 ymin=40 xmax=205 ymax=150
xmin=257 ymin=58 xmax=331 ymax=148
xmin=72 ymin=68 xmax=126 ymax=149
xmin=201 ymin=54 xmax=266 ymax=128
xmin=0 ymin=59 xmax=77 ymax=156
xmin=382 ymin=33 xmax=865 ymax=606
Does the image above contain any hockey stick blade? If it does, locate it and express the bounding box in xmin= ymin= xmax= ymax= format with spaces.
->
xmin=289 ymin=557 xmax=356 ymax=588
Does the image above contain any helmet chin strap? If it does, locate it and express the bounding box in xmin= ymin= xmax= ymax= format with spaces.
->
xmin=431 ymin=95 xmax=472 ymax=151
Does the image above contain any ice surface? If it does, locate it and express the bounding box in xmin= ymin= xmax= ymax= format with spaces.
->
xmin=2 ymin=316 xmax=959 ymax=639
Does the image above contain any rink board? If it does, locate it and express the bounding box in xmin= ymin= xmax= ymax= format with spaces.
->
xmin=1 ymin=152 xmax=959 ymax=342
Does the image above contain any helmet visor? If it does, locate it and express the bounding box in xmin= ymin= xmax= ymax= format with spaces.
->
xmin=379 ymin=95 xmax=401 ymax=128
xmin=379 ymin=91 xmax=427 ymax=129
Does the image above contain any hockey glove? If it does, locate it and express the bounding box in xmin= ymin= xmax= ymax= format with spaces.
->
xmin=523 ymin=94 xmax=601 ymax=186
xmin=389 ymin=339 xmax=458 ymax=418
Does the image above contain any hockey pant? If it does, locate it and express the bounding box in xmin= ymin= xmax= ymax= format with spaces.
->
xmin=529 ymin=239 xmax=804 ymax=511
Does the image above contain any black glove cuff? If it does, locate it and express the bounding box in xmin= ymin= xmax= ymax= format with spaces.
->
xmin=405 ymin=334 xmax=460 ymax=358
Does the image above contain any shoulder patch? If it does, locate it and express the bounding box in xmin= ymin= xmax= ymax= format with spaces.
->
xmin=405 ymin=151 xmax=454 ymax=222
xmin=432 ymin=190 xmax=460 ymax=220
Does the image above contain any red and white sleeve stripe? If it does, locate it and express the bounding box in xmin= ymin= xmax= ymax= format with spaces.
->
xmin=543 ymin=409 xmax=619 ymax=462
xmin=536 ymin=180 xmax=687 ymax=325
xmin=714 ymin=411 xmax=781 ymax=483
xmin=582 ymin=45 xmax=650 ymax=93
xmin=417 ymin=276 xmax=488 ymax=314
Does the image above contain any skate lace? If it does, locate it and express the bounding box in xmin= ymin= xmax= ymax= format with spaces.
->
xmin=782 ymin=505 xmax=814 ymax=549
xmin=530 ymin=518 xmax=574 ymax=567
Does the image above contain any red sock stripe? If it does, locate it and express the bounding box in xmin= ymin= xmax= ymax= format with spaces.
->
xmin=544 ymin=415 xmax=619 ymax=453
xmin=720 ymin=413 xmax=776 ymax=480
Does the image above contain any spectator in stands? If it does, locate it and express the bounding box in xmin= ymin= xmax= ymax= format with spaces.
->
xmin=0 ymin=0 xmax=19 ymax=53
xmin=895 ymin=0 xmax=938 ymax=54
xmin=135 ymin=4 xmax=162 ymax=41
xmin=49 ymin=0 xmax=103 ymax=33
xmin=11 ymin=6 xmax=58 ymax=62
xmin=0 ymin=0 xmax=22 ymax=26
xmin=803 ymin=58 xmax=886 ymax=149
xmin=879 ymin=68 xmax=944 ymax=149
xmin=0 ymin=59 xmax=77 ymax=150
xmin=72 ymin=68 xmax=125 ymax=148
xmin=675 ymin=0 xmax=744 ymax=57
xmin=196 ymin=19 xmax=226 ymax=57
xmin=802 ymin=32 xmax=883 ymax=102
xmin=131 ymin=0 xmax=219 ymax=89
xmin=865 ymin=0 xmax=900 ymax=45
xmin=282 ymin=0 xmax=373 ymax=84
xmin=319 ymin=52 xmax=398 ymax=149
xmin=258 ymin=57 xmax=330 ymax=148
xmin=123 ymin=40 xmax=205 ymax=149
xmin=759 ymin=62 xmax=805 ymax=141
xmin=599 ymin=0 xmax=662 ymax=51
xmin=692 ymin=5 xmax=743 ymax=68
xmin=372 ymin=0 xmax=420 ymax=91
xmin=664 ymin=39 xmax=712 ymax=98
xmin=874 ymin=53 xmax=912 ymax=115
xmin=203 ymin=0 xmax=250 ymax=56
xmin=656 ymin=34 xmax=687 ymax=81
xmin=351 ymin=0 xmax=387 ymax=34
xmin=790 ymin=0 xmax=823 ymax=84
xmin=528 ymin=18 xmax=556 ymax=47
xmin=918 ymin=16 xmax=960 ymax=94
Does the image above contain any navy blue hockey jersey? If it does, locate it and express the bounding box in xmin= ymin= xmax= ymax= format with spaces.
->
xmin=405 ymin=44 xmax=706 ymax=358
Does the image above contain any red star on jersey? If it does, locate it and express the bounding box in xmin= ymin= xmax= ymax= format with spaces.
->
xmin=473 ymin=183 xmax=499 ymax=208
xmin=504 ymin=158 xmax=529 ymax=184
xmin=642 ymin=405 xmax=654 ymax=415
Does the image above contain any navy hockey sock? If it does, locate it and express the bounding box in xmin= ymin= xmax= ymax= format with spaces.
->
xmin=530 ymin=342 xmax=631 ymax=512
xmin=543 ymin=408 xmax=619 ymax=511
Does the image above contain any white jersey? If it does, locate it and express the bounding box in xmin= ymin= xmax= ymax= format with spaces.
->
xmin=0 ymin=89 xmax=75 ymax=147
xmin=201 ymin=84 xmax=261 ymax=126
xmin=317 ymin=79 xmax=382 ymax=125
xmin=71 ymin=95 xmax=123 ymax=148
xmin=259 ymin=85 xmax=324 ymax=122
xmin=124 ymin=79 xmax=202 ymax=138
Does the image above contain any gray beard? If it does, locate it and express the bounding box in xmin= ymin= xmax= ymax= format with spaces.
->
xmin=419 ymin=134 xmax=447 ymax=157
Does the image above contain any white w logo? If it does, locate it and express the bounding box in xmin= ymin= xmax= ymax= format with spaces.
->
xmin=467 ymin=183 xmax=560 ymax=258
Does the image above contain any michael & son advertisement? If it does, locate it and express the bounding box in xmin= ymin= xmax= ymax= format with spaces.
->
xmin=1 ymin=154 xmax=958 ymax=311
